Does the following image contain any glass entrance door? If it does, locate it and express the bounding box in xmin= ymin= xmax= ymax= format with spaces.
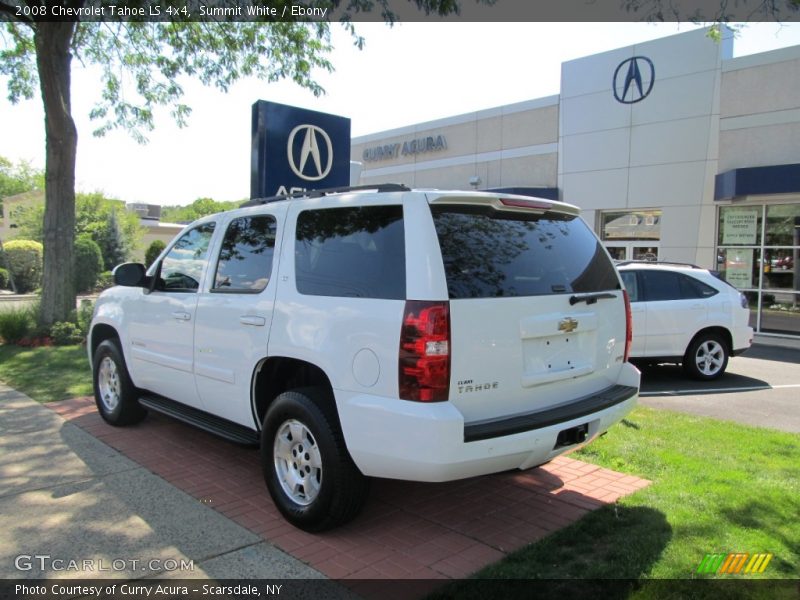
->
xmin=605 ymin=242 xmax=659 ymax=262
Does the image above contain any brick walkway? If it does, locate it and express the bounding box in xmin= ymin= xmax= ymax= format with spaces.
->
xmin=49 ymin=397 xmax=649 ymax=583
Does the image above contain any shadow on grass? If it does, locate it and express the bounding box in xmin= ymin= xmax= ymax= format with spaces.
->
xmin=430 ymin=505 xmax=671 ymax=599
xmin=719 ymin=497 xmax=800 ymax=577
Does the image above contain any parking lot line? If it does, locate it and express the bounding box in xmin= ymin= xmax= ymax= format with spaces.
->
xmin=641 ymin=383 xmax=800 ymax=397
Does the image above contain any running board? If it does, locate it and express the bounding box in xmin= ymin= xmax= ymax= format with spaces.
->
xmin=138 ymin=394 xmax=259 ymax=446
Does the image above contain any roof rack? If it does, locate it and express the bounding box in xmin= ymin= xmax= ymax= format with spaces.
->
xmin=241 ymin=183 xmax=411 ymax=208
xmin=615 ymin=260 xmax=703 ymax=269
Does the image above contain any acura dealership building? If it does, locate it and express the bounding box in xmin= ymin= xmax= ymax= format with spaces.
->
xmin=352 ymin=27 xmax=800 ymax=338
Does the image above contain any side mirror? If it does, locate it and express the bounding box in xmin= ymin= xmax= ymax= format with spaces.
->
xmin=113 ymin=263 xmax=147 ymax=287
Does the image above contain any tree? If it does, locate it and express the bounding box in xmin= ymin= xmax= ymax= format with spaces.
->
xmin=73 ymin=233 xmax=102 ymax=293
xmin=160 ymin=197 xmax=240 ymax=224
xmin=0 ymin=2 xmax=482 ymax=325
xmin=12 ymin=191 xmax=142 ymax=267
xmin=0 ymin=155 xmax=44 ymax=201
xmin=144 ymin=239 xmax=166 ymax=268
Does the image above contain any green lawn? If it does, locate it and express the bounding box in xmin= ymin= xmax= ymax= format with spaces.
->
xmin=436 ymin=407 xmax=799 ymax=597
xmin=0 ymin=344 xmax=92 ymax=402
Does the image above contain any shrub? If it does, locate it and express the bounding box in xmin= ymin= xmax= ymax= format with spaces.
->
xmin=51 ymin=321 xmax=84 ymax=346
xmin=95 ymin=271 xmax=114 ymax=292
xmin=3 ymin=240 xmax=43 ymax=294
xmin=145 ymin=239 xmax=166 ymax=268
xmin=0 ymin=306 xmax=34 ymax=344
xmin=0 ymin=267 xmax=8 ymax=290
xmin=74 ymin=235 xmax=103 ymax=293
xmin=76 ymin=299 xmax=94 ymax=337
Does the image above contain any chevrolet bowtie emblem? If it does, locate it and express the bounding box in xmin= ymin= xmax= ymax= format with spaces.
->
xmin=558 ymin=317 xmax=579 ymax=334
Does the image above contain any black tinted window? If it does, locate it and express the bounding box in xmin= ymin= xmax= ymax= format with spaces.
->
xmin=213 ymin=216 xmax=277 ymax=293
xmin=431 ymin=206 xmax=619 ymax=299
xmin=639 ymin=270 xmax=719 ymax=302
xmin=640 ymin=270 xmax=681 ymax=301
xmin=295 ymin=205 xmax=405 ymax=299
xmin=160 ymin=223 xmax=215 ymax=292
xmin=679 ymin=273 xmax=718 ymax=299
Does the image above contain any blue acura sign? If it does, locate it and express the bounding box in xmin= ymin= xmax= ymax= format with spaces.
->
xmin=250 ymin=100 xmax=351 ymax=199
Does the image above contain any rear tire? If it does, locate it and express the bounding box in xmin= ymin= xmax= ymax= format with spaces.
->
xmin=261 ymin=388 xmax=369 ymax=532
xmin=683 ymin=332 xmax=729 ymax=380
xmin=92 ymin=339 xmax=147 ymax=426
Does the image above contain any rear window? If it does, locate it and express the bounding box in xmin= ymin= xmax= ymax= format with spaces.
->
xmin=431 ymin=205 xmax=619 ymax=299
xmin=295 ymin=205 xmax=406 ymax=299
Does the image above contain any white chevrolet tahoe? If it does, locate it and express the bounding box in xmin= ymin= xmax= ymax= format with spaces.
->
xmin=89 ymin=185 xmax=640 ymax=531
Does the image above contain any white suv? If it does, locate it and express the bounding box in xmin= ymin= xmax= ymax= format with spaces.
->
xmin=617 ymin=261 xmax=753 ymax=380
xmin=89 ymin=186 xmax=640 ymax=531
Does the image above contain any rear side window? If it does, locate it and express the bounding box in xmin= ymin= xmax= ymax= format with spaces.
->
xmin=295 ymin=205 xmax=405 ymax=299
xmin=212 ymin=215 xmax=277 ymax=293
xmin=431 ymin=206 xmax=619 ymax=299
xmin=638 ymin=270 xmax=719 ymax=301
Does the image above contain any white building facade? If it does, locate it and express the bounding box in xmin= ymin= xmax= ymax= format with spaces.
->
xmin=352 ymin=28 xmax=800 ymax=338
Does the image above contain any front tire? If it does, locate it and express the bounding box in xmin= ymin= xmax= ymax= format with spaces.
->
xmin=261 ymin=388 xmax=369 ymax=532
xmin=683 ymin=333 xmax=729 ymax=380
xmin=92 ymin=339 xmax=147 ymax=426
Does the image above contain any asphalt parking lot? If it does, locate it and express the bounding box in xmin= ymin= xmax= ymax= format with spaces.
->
xmin=638 ymin=343 xmax=800 ymax=433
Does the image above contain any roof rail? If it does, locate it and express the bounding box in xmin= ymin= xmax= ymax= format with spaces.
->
xmin=615 ymin=260 xmax=703 ymax=269
xmin=241 ymin=183 xmax=411 ymax=208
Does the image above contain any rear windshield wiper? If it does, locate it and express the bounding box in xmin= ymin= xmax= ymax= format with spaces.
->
xmin=569 ymin=292 xmax=618 ymax=306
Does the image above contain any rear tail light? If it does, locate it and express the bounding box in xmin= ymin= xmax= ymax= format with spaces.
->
xmin=399 ymin=301 xmax=450 ymax=402
xmin=623 ymin=290 xmax=633 ymax=362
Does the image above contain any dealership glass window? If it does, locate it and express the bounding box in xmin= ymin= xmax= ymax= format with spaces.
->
xmin=600 ymin=210 xmax=661 ymax=262
xmin=601 ymin=210 xmax=661 ymax=241
xmin=716 ymin=204 xmax=800 ymax=337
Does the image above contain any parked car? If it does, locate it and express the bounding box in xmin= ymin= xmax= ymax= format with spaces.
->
xmin=775 ymin=256 xmax=794 ymax=270
xmin=89 ymin=185 xmax=640 ymax=531
xmin=617 ymin=261 xmax=753 ymax=380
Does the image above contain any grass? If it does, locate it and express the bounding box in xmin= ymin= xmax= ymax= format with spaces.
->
xmin=436 ymin=407 xmax=799 ymax=598
xmin=0 ymin=344 xmax=92 ymax=402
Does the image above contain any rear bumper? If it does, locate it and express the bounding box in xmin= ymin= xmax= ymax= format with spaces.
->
xmin=337 ymin=363 xmax=640 ymax=482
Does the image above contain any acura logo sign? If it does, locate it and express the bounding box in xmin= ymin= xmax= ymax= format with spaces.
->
xmin=287 ymin=124 xmax=333 ymax=181
xmin=613 ymin=56 xmax=655 ymax=104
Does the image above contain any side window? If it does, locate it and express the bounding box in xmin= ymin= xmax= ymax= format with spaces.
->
xmin=212 ymin=215 xmax=277 ymax=293
xmin=679 ymin=273 xmax=719 ymax=300
xmin=160 ymin=223 xmax=216 ymax=292
xmin=295 ymin=205 xmax=405 ymax=300
xmin=620 ymin=271 xmax=640 ymax=302
xmin=639 ymin=270 xmax=682 ymax=302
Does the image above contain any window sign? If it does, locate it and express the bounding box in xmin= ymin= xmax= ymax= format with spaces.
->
xmin=726 ymin=248 xmax=754 ymax=289
xmin=722 ymin=209 xmax=759 ymax=245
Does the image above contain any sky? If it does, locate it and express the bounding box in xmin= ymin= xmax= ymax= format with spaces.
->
xmin=2 ymin=21 xmax=800 ymax=206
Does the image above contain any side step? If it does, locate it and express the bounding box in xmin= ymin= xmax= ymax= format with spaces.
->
xmin=138 ymin=394 xmax=260 ymax=446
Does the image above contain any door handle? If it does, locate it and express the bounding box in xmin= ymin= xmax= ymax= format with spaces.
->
xmin=171 ymin=311 xmax=191 ymax=321
xmin=239 ymin=315 xmax=266 ymax=327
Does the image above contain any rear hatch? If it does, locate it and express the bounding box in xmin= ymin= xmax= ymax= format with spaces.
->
xmin=428 ymin=194 xmax=628 ymax=423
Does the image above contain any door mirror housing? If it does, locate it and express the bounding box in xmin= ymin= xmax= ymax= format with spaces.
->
xmin=113 ymin=263 xmax=147 ymax=288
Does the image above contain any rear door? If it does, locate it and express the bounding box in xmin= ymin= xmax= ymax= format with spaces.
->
xmin=637 ymin=270 xmax=707 ymax=357
xmin=429 ymin=196 xmax=627 ymax=423
xmin=193 ymin=207 xmax=285 ymax=427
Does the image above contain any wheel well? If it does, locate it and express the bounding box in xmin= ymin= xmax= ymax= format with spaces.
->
xmin=90 ymin=324 xmax=120 ymax=359
xmin=689 ymin=327 xmax=732 ymax=354
xmin=252 ymin=357 xmax=336 ymax=428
